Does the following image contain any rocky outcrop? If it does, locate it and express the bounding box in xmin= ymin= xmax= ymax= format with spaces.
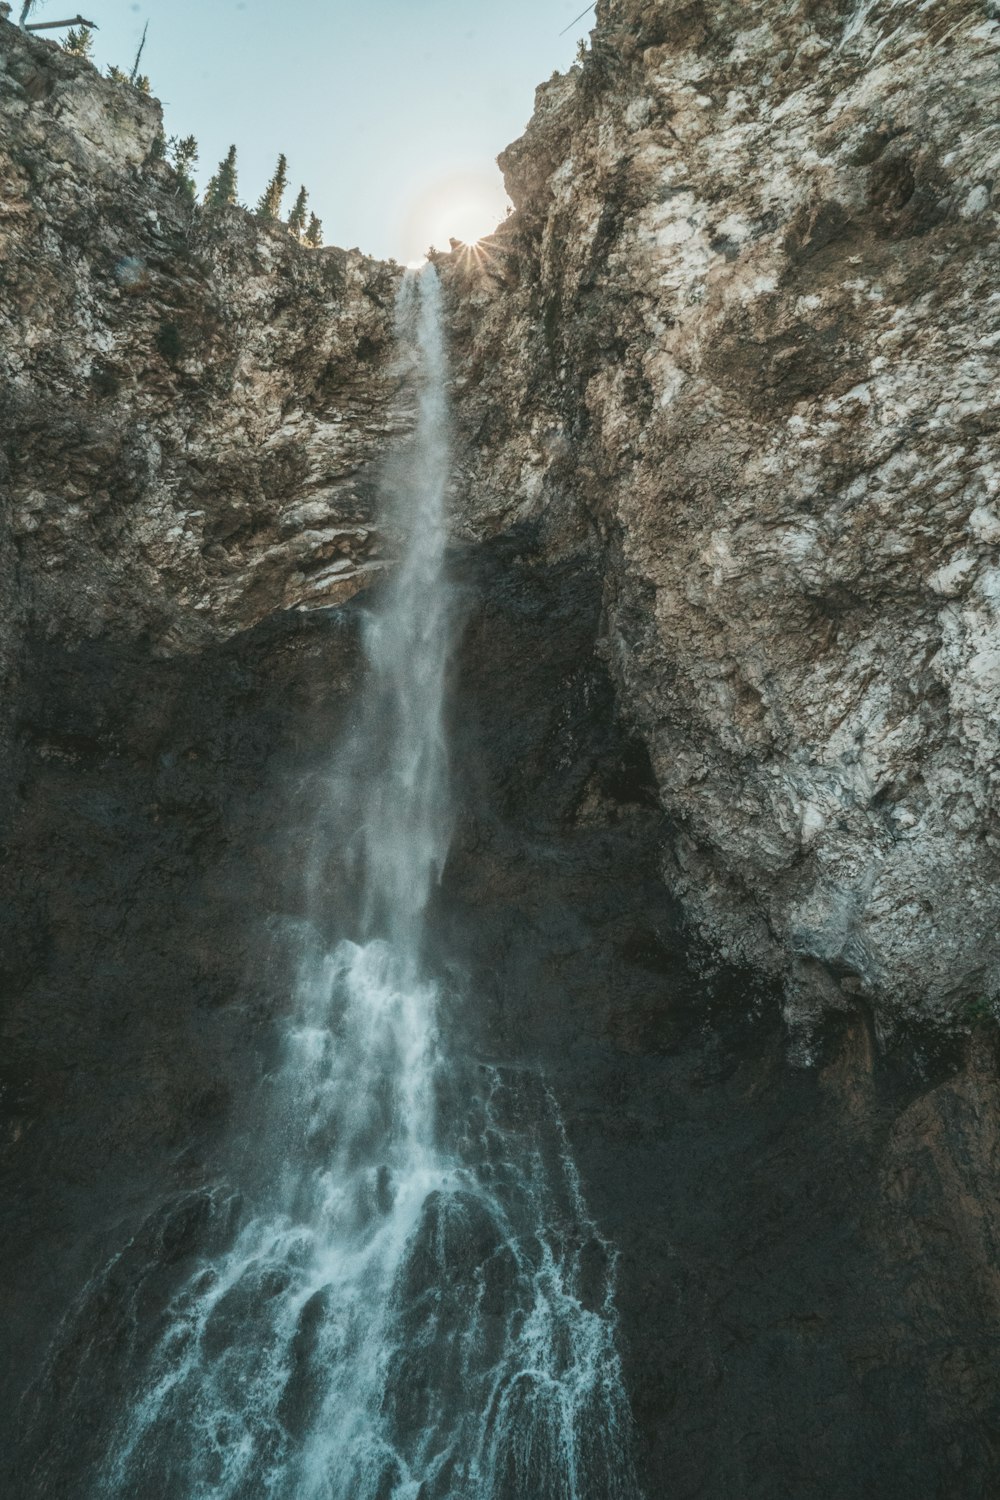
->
xmin=445 ymin=0 xmax=1000 ymax=1037
xmin=0 ymin=17 xmax=400 ymax=825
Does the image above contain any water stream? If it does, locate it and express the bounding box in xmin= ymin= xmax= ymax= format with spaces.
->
xmin=65 ymin=268 xmax=640 ymax=1499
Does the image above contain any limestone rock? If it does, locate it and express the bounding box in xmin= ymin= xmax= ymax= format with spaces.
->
xmin=444 ymin=0 xmax=1000 ymax=1033
xmin=0 ymin=19 xmax=401 ymax=669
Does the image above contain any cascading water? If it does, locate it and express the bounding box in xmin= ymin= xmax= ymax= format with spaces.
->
xmin=45 ymin=268 xmax=641 ymax=1500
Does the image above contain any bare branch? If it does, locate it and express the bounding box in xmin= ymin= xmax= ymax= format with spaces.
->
xmin=129 ymin=21 xmax=147 ymax=84
xmin=559 ymin=3 xmax=595 ymax=36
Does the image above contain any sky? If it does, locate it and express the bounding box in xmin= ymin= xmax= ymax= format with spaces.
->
xmin=31 ymin=0 xmax=596 ymax=261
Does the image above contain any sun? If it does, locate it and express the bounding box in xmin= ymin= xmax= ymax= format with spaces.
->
xmin=400 ymin=170 xmax=510 ymax=262
xmin=429 ymin=198 xmax=498 ymax=248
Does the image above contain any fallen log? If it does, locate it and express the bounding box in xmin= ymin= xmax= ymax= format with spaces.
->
xmin=25 ymin=14 xmax=98 ymax=30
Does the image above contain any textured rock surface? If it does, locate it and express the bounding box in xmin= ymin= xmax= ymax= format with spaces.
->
xmin=0 ymin=20 xmax=399 ymax=784
xmin=445 ymin=0 xmax=1000 ymax=1035
xmin=435 ymin=534 xmax=1000 ymax=1499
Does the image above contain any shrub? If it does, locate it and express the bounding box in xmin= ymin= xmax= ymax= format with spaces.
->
xmin=156 ymin=320 xmax=182 ymax=362
xmin=64 ymin=25 xmax=93 ymax=59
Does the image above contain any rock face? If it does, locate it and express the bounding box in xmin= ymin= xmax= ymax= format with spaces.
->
xmin=0 ymin=18 xmax=399 ymax=823
xmin=442 ymin=535 xmax=1000 ymax=1499
xmin=4 ymin=10 xmax=1000 ymax=1500
xmin=445 ymin=0 xmax=1000 ymax=1036
xmin=7 ymin=525 xmax=1000 ymax=1500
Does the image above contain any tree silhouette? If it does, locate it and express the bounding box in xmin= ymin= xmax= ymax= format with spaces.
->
xmin=25 ymin=10 xmax=100 ymax=40
xmin=205 ymin=145 xmax=239 ymax=209
xmin=305 ymin=213 xmax=323 ymax=249
xmin=129 ymin=21 xmax=147 ymax=83
xmin=287 ymin=185 xmax=308 ymax=239
xmin=256 ymin=153 xmax=288 ymax=224
xmin=170 ymin=134 xmax=199 ymax=201
xmin=108 ymin=58 xmax=151 ymax=92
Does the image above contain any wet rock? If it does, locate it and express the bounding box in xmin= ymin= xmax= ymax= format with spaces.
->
xmin=443 ymin=534 xmax=1000 ymax=1497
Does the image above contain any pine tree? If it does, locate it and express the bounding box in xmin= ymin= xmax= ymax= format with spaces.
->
xmin=205 ymin=145 xmax=239 ymax=209
xmin=107 ymin=65 xmax=129 ymax=85
xmin=305 ymin=213 xmax=323 ymax=249
xmin=64 ymin=26 xmax=93 ymax=59
xmin=256 ymin=154 xmax=288 ymax=224
xmin=135 ymin=75 xmax=151 ymax=94
xmin=287 ymin=185 xmax=308 ymax=239
xmin=170 ymin=135 xmax=199 ymax=201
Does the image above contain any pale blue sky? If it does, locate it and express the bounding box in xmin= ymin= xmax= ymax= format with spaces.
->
xmin=39 ymin=0 xmax=594 ymax=260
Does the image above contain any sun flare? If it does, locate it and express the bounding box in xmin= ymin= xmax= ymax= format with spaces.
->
xmin=400 ymin=170 xmax=510 ymax=262
xmin=430 ymin=199 xmax=496 ymax=247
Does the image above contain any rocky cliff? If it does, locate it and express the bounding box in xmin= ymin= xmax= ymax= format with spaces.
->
xmin=0 ymin=19 xmax=400 ymax=826
xmin=446 ymin=0 xmax=1000 ymax=1040
xmin=5 ymin=1 xmax=998 ymax=1040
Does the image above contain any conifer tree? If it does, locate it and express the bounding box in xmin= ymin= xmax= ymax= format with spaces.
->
xmin=287 ymin=186 xmax=309 ymax=239
xmin=170 ymin=135 xmax=199 ymax=201
xmin=107 ymin=64 xmax=129 ymax=85
xmin=205 ymin=145 xmax=239 ymax=209
xmin=256 ymin=154 xmax=288 ymax=224
xmin=305 ymin=213 xmax=323 ymax=249
xmin=64 ymin=25 xmax=93 ymax=59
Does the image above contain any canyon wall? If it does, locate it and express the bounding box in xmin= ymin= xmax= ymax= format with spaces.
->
xmin=5 ymin=0 xmax=998 ymax=1039
xmin=4 ymin=10 xmax=1000 ymax=1497
xmin=0 ymin=19 xmax=400 ymax=829
xmin=446 ymin=0 xmax=1000 ymax=1038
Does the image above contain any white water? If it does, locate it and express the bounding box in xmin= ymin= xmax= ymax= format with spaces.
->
xmin=88 ymin=268 xmax=641 ymax=1499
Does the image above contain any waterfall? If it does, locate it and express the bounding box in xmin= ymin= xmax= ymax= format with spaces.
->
xmin=69 ymin=268 xmax=641 ymax=1500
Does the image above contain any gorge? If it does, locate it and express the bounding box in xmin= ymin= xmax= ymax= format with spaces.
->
xmin=2 ymin=0 xmax=1000 ymax=1495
